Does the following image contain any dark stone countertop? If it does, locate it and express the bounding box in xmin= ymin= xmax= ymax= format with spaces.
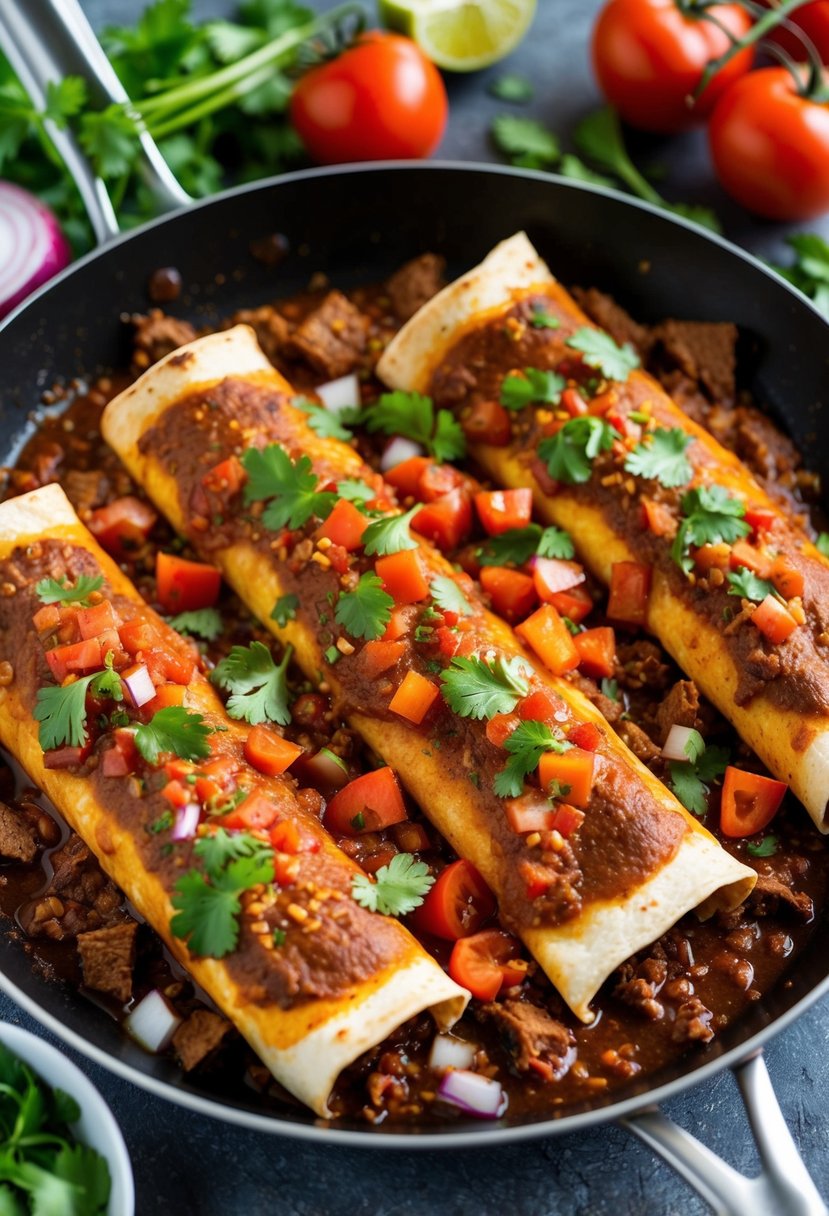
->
xmin=2 ymin=2 xmax=827 ymax=1213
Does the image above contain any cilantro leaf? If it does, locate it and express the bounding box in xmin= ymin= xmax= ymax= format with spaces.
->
xmin=538 ymin=416 xmax=615 ymax=484
xmin=364 ymin=391 xmax=465 ymax=463
xmin=559 ymin=153 xmax=617 ymax=189
xmin=337 ymin=479 xmax=376 ymax=504
xmin=747 ymin=834 xmax=779 ymax=858
xmin=35 ymin=574 xmax=104 ymax=606
xmin=600 ymin=677 xmax=619 ymax=701
xmin=212 ymin=640 xmax=292 ymax=725
xmin=816 ymin=532 xmax=829 ymax=557
xmin=500 ymin=367 xmax=565 ymax=411
xmin=351 ymin=852 xmax=434 ymax=917
xmin=294 ymin=397 xmax=354 ymax=441
xmin=566 ymin=327 xmax=640 ymax=381
xmin=335 ymin=572 xmax=394 ymax=641
xmin=494 ymin=720 xmax=572 ymax=798
xmin=528 ymin=304 xmax=559 ymax=329
xmin=52 ymin=1142 xmax=111 ymax=1213
xmin=430 ymin=575 xmax=473 ymax=616
xmin=476 ymin=523 xmax=574 ymax=567
xmin=537 ymin=526 xmax=576 ymax=560
xmin=695 ymin=744 xmax=731 ymax=784
xmin=727 ymin=569 xmax=776 ymax=603
xmin=671 ymin=486 xmax=750 ymax=574
xmin=171 ymin=830 xmax=274 ymax=957
xmin=241 ymin=445 xmax=336 ymax=531
xmin=134 ymin=706 xmax=212 ymax=765
xmin=168 ymin=607 xmax=223 ymax=640
xmin=624 ymin=426 xmax=694 ymax=488
xmin=491 ymin=115 xmax=559 ymax=166
xmin=362 ymin=505 xmax=420 ymax=557
xmin=440 ymin=654 xmax=531 ymax=720
xmin=271 ymin=593 xmax=299 ymax=627
xmin=680 ymin=728 xmax=706 ymax=765
xmin=431 ymin=409 xmax=467 ymax=463
xmin=194 ymin=827 xmax=272 ymax=879
xmin=78 ymin=105 xmax=139 ymax=179
xmin=669 ymin=742 xmax=729 ymax=816
xmin=44 ymin=78 xmax=88 ymax=127
xmin=488 ymin=74 xmax=534 ymax=103
xmin=34 ymin=661 xmax=123 ymax=752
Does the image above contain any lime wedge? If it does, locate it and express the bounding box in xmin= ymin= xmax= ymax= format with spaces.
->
xmin=379 ymin=0 xmax=538 ymax=72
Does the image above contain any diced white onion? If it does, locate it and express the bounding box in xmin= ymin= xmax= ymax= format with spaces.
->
xmin=316 ymin=374 xmax=360 ymax=414
xmin=125 ymin=989 xmax=181 ymax=1053
xmin=122 ymin=665 xmax=155 ymax=708
xmin=429 ymin=1034 xmax=476 ymax=1073
xmin=662 ymin=724 xmax=697 ymax=762
xmin=437 ymin=1069 xmax=506 ymax=1120
xmin=171 ymin=803 xmax=200 ymax=841
xmin=380 ymin=436 xmax=424 ymax=472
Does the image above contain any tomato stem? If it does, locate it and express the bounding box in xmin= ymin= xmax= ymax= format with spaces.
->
xmin=694 ymin=0 xmax=814 ymax=101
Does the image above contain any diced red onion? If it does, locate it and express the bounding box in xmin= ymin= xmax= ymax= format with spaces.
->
xmin=662 ymin=724 xmax=697 ymax=762
xmin=122 ymin=665 xmax=155 ymax=708
xmin=171 ymin=802 xmax=200 ymax=841
xmin=125 ymin=989 xmax=181 ymax=1052
xmin=437 ymin=1069 xmax=506 ymax=1120
xmin=316 ymin=373 xmax=360 ymax=414
xmin=0 ymin=182 xmax=71 ymax=319
xmin=381 ymin=436 xmax=424 ymax=471
xmin=429 ymin=1034 xmax=476 ymax=1072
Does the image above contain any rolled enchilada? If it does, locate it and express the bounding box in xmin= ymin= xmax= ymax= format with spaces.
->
xmin=377 ymin=232 xmax=829 ymax=832
xmin=0 ymin=483 xmax=467 ymax=1115
xmin=101 ymin=325 xmax=754 ymax=1021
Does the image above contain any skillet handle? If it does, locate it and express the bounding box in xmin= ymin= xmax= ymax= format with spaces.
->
xmin=0 ymin=0 xmax=190 ymax=245
xmin=620 ymin=1051 xmax=828 ymax=1216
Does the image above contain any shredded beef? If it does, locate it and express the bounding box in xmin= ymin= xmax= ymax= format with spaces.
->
xmin=655 ymin=680 xmax=701 ymax=745
xmin=386 ymin=253 xmax=446 ymax=321
xmin=614 ymin=956 xmax=667 ymax=1021
xmin=45 ymin=836 xmax=124 ymax=928
xmin=572 ymin=287 xmax=650 ymax=356
xmin=478 ymin=999 xmax=574 ymax=1078
xmin=671 ymin=997 xmax=714 ymax=1045
xmin=131 ymin=310 xmax=197 ymax=367
xmin=749 ymin=874 xmax=814 ymax=922
xmin=231 ymin=306 xmax=290 ymax=365
xmin=77 ymin=922 xmax=137 ymax=1003
xmin=287 ymin=290 xmax=368 ymax=378
xmin=651 ymin=319 xmax=737 ymax=405
xmin=0 ymin=803 xmax=36 ymax=863
xmin=173 ymin=1010 xmax=231 ymax=1070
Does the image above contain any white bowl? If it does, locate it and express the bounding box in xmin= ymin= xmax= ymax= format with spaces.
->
xmin=0 ymin=1022 xmax=134 ymax=1216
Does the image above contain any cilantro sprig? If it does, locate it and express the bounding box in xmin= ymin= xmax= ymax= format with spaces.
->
xmin=566 ymin=327 xmax=640 ymax=381
xmin=817 ymin=532 xmax=829 ymax=558
xmin=271 ymin=594 xmax=299 ymax=628
xmin=351 ymin=852 xmax=434 ymax=917
xmin=538 ymin=416 xmax=615 ymax=485
xmin=727 ymin=569 xmax=776 ymax=603
xmin=335 ymin=572 xmax=394 ymax=641
xmin=668 ymin=731 xmax=730 ymax=816
xmin=34 ymin=659 xmax=123 ymax=751
xmin=624 ymin=426 xmax=694 ymax=489
xmin=242 ymin=445 xmax=336 ymax=531
xmin=171 ymin=830 xmax=274 ymax=958
xmin=362 ymin=505 xmax=420 ymax=557
xmin=364 ymin=391 xmax=466 ymax=463
xmin=134 ymin=706 xmax=213 ymax=765
xmin=440 ymin=654 xmax=531 ymax=721
xmin=35 ymin=574 xmax=104 ymax=607
xmin=212 ymin=641 xmax=293 ymax=726
xmin=500 ymin=368 xmax=565 ymax=411
xmin=494 ymin=720 xmax=572 ymax=798
xmin=430 ymin=575 xmax=473 ymax=616
xmin=477 ymin=523 xmax=574 ymax=567
xmin=294 ymin=397 xmax=356 ymax=441
xmin=671 ymin=486 xmax=751 ymax=575
xmin=168 ymin=607 xmax=223 ymax=640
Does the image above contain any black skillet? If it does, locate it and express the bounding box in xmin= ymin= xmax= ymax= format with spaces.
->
xmin=0 ymin=3 xmax=828 ymax=1213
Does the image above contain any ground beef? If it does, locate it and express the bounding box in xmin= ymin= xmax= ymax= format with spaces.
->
xmin=77 ymin=922 xmax=137 ymax=1003
xmin=131 ymin=311 xmax=197 ymax=367
xmin=231 ymin=306 xmax=290 ymax=364
xmin=44 ymin=836 xmax=124 ymax=927
xmin=617 ymin=720 xmax=662 ymax=764
xmin=671 ymin=996 xmax=715 ymax=1044
xmin=386 ymin=254 xmax=446 ymax=321
xmin=0 ymin=803 xmax=36 ymax=863
xmin=614 ymin=956 xmax=667 ymax=1021
xmin=651 ymin=319 xmax=737 ymax=405
xmin=287 ymin=290 xmax=368 ymax=378
xmin=615 ymin=641 xmax=671 ymax=693
xmin=173 ymin=1010 xmax=231 ymax=1071
xmin=572 ymin=287 xmax=650 ymax=356
xmin=478 ymin=999 xmax=574 ymax=1079
xmin=749 ymin=873 xmax=814 ymax=922
xmin=654 ymin=680 xmax=701 ymax=745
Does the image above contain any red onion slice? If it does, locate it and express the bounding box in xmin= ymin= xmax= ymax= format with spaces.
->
xmin=125 ymin=989 xmax=181 ymax=1052
xmin=122 ymin=665 xmax=156 ymax=708
xmin=662 ymin=724 xmax=698 ymax=762
xmin=171 ymin=802 xmax=201 ymax=841
xmin=316 ymin=374 xmax=359 ymax=414
xmin=437 ymin=1069 xmax=506 ymax=1119
xmin=0 ymin=182 xmax=71 ymax=319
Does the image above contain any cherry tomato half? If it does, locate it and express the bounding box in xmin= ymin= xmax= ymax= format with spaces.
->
xmin=409 ymin=858 xmax=496 ymax=940
xmin=591 ymin=0 xmax=753 ymax=133
xmin=709 ymin=66 xmax=829 ymax=221
xmin=449 ymin=929 xmax=526 ymax=1001
xmin=289 ymin=32 xmax=448 ymax=164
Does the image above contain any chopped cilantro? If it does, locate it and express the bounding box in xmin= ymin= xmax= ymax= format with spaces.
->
xmin=500 ymin=367 xmax=565 ymax=411
xmin=35 ymin=573 xmax=103 ymax=606
xmin=727 ymin=569 xmax=776 ymax=603
xmin=624 ymin=426 xmax=694 ymax=489
xmin=440 ymin=654 xmax=531 ymax=721
xmin=134 ymin=706 xmax=212 ymax=766
xmin=241 ymin=445 xmax=336 ymax=531
xmin=148 ymin=810 xmax=174 ymax=835
xmin=669 ymin=739 xmax=730 ymax=816
xmin=168 ymin=607 xmax=223 ymax=640
xmin=271 ymin=593 xmax=299 ymax=628
xmin=351 ymin=852 xmax=434 ymax=917
xmin=430 ymin=575 xmax=473 ymax=616
xmin=600 ymin=677 xmax=619 ymax=702
xmin=538 ymin=416 xmax=615 ymax=484
xmin=529 ymin=304 xmax=559 ymax=329
xmin=566 ymin=327 xmax=640 ymax=381
xmin=671 ymin=486 xmax=750 ymax=575
xmin=494 ymin=720 xmax=572 ymax=798
xmin=335 ymin=572 xmax=394 ymax=641
xmin=817 ymin=532 xmax=829 ymax=557
xmin=468 ymin=771 xmax=480 ymax=787
xmin=477 ymin=523 xmax=574 ymax=567
xmin=747 ymin=834 xmax=779 ymax=858
xmin=363 ymin=390 xmax=465 ymax=464
xmin=34 ymin=659 xmax=124 ymax=752
xmin=294 ymin=397 xmax=355 ymax=441
xmin=489 ymin=74 xmax=534 ymax=103
xmin=272 ymin=927 xmax=287 ymax=946
xmin=337 ymin=478 xmax=377 ymax=505
xmin=212 ymin=641 xmax=292 ymax=725
xmin=171 ymin=830 xmax=274 ymax=958
xmin=362 ymin=505 xmax=420 ymax=557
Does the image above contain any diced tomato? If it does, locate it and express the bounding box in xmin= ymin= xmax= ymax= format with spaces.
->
xmin=195 ymin=776 xmax=221 ymax=806
xmin=518 ymin=688 xmax=563 ymax=727
xmin=546 ymin=585 xmax=592 ymax=624
xmin=561 ymin=387 xmax=589 ymax=417
xmin=408 ymin=858 xmax=495 ymax=940
xmin=221 ymin=790 xmax=281 ymax=833
xmin=393 ymin=821 xmax=431 ymax=853
xmin=479 ymin=566 xmax=538 ymax=622
xmin=382 ymin=608 xmax=411 ymax=642
xmin=461 ymin=399 xmax=512 ymax=446
xmin=550 ymin=802 xmax=585 ymax=839
xmin=769 ymin=555 xmax=804 ymax=600
xmin=388 ymin=670 xmax=439 ymax=724
xmin=323 ymin=766 xmax=408 ymax=836
xmin=244 ymin=724 xmax=303 ymax=776
xmin=201 ymin=455 xmax=245 ymax=495
xmin=413 ymin=489 xmax=473 ymax=552
xmin=360 ymin=639 xmax=405 ymax=678
xmin=744 ymin=506 xmax=776 ymax=535
xmin=143 ymin=683 xmax=185 ymax=716
xmin=118 ymin=618 xmax=162 ymax=656
xmin=532 ymin=558 xmax=585 ymax=602
xmin=521 ymin=859 xmax=556 ymax=900
xmin=43 ymin=745 xmax=90 ymax=769
xmin=45 ymin=638 xmax=103 ymax=683
xmin=436 ymin=625 xmax=461 ymax=659
xmin=143 ymin=646 xmax=196 ymax=687
xmin=165 ymin=758 xmax=195 ymax=782
xmin=573 ymin=627 xmax=615 ymax=679
xmin=200 ymin=756 xmax=238 ymax=784
xmin=538 ymin=748 xmax=595 ymax=807
xmin=720 ymin=767 xmax=787 ymax=838
xmin=418 ymin=463 xmax=466 ymax=503
xmin=474 ymin=488 xmax=533 ymax=537
xmin=729 ymin=541 xmax=772 ymax=579
xmin=270 ymin=819 xmax=321 ymax=855
xmin=567 ymin=721 xmax=602 ymax=752
xmin=274 ymin=853 xmax=300 ymax=886
xmin=96 ymin=629 xmax=126 ymax=666
xmin=751 ymin=594 xmax=799 ymax=645
xmin=384 ymin=456 xmax=431 ymax=499
xmin=485 ymin=712 xmax=520 ymax=748
xmin=607 ymin=561 xmax=651 ymax=627
xmin=32 ymin=604 xmax=61 ymax=634
xmin=586 ymin=389 xmax=616 ymax=416
xmin=317 ymin=498 xmax=368 ymax=551
xmin=504 ymin=793 xmax=558 ymax=834
xmin=156 ymin=552 xmax=222 ymax=613
xmin=88 ymin=496 xmax=157 ymax=560
xmin=449 ymin=929 xmax=524 ymax=1000
xmin=640 ymin=498 xmax=676 ymax=537
xmin=515 ymin=604 xmax=579 ymax=675
xmin=375 ymin=550 xmax=430 ymax=604
xmin=161 ymin=780 xmax=191 ymax=809
xmin=101 ymin=728 xmax=138 ymax=778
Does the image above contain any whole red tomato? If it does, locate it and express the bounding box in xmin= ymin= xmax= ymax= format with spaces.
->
xmin=289 ymin=32 xmax=448 ymax=164
xmin=709 ymin=67 xmax=829 ymax=220
xmin=591 ymin=0 xmax=754 ymax=133
xmin=762 ymin=1 xmax=829 ymax=63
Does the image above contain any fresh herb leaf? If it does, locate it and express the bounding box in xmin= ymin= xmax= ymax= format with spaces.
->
xmin=337 ymin=478 xmax=376 ymax=504
xmin=212 ymin=640 xmax=293 ymax=725
xmin=500 ymin=367 xmax=565 ymax=411
xmin=488 ymin=74 xmax=534 ymax=103
xmin=271 ymin=593 xmax=299 ymax=627
xmin=669 ymin=742 xmax=729 ymax=816
xmin=494 ymin=720 xmax=572 ymax=798
xmin=771 ymin=233 xmax=829 ymax=318
xmin=476 ymin=523 xmax=574 ymax=567
xmin=44 ymin=77 xmax=88 ymax=126
xmin=528 ymin=304 xmax=559 ymax=329
xmin=351 ymin=852 xmax=434 ymax=917
xmin=727 ymin=568 xmax=776 ymax=603
xmin=491 ymin=114 xmax=559 ymax=167
xmin=335 ymin=572 xmax=394 ymax=641
xmin=78 ymin=105 xmax=139 ymax=178
xmin=600 ymin=677 xmax=619 ymax=702
xmin=171 ymin=831 xmax=274 ymax=957
xmin=363 ymin=391 xmax=465 ymax=463
xmin=624 ymin=426 xmax=693 ymax=488
xmin=430 ymin=575 xmax=473 ymax=616
xmin=241 ymin=445 xmax=337 ymax=531
xmin=681 ymin=728 xmax=706 ymax=766
xmin=671 ymin=486 xmax=750 ymax=574
xmin=134 ymin=706 xmax=212 ymax=765
xmin=194 ymin=827 xmax=270 ymax=877
xmin=294 ymin=397 xmax=354 ymax=441
xmin=35 ymin=574 xmax=104 ymax=606
xmin=538 ymin=416 xmax=615 ymax=485
xmin=558 ymin=152 xmax=617 ymax=189
xmin=537 ymin=526 xmax=576 ymax=560
xmin=440 ymin=654 xmax=531 ymax=720
xmin=34 ymin=660 xmax=123 ymax=752
xmin=747 ymin=834 xmax=779 ymax=858
xmin=362 ymin=505 xmax=420 ymax=557
xmin=816 ymin=532 xmax=829 ymax=557
xmin=168 ymin=607 xmax=223 ymax=640
xmin=566 ymin=327 xmax=640 ymax=382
